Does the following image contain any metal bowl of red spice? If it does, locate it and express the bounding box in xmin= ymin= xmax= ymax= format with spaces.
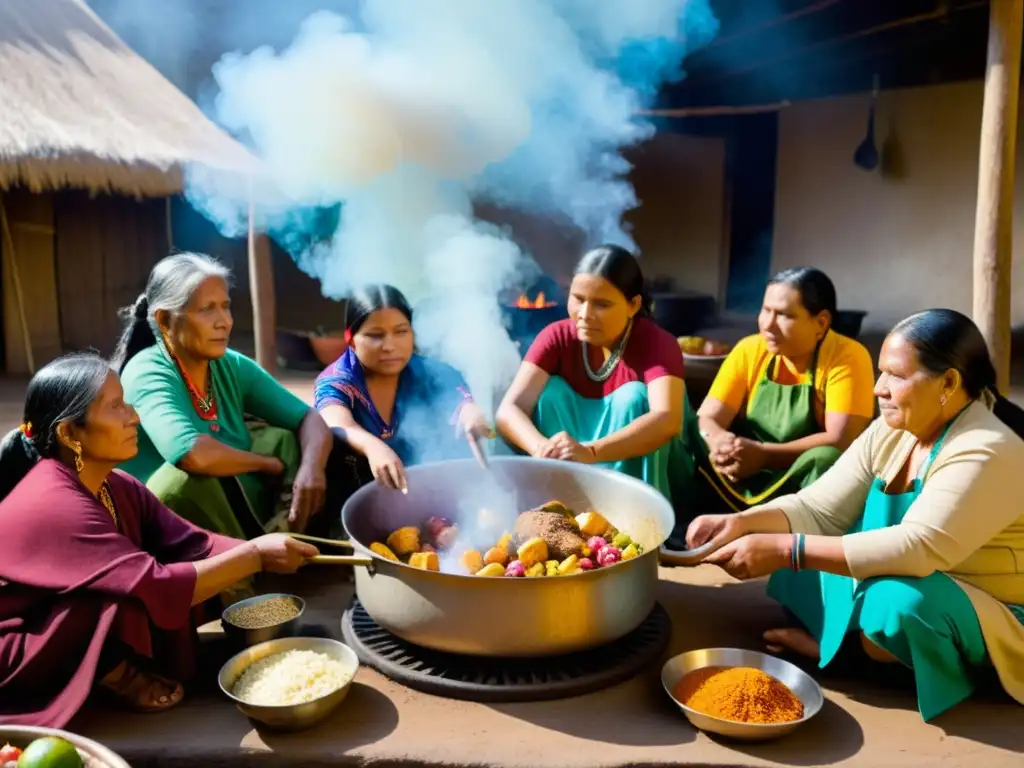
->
xmin=661 ymin=648 xmax=824 ymax=741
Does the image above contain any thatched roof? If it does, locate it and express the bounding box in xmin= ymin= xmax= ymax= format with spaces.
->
xmin=0 ymin=0 xmax=256 ymax=197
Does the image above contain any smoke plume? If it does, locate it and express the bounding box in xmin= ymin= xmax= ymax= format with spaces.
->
xmin=181 ymin=0 xmax=717 ymax=419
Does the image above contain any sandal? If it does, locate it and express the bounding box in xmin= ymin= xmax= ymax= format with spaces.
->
xmin=98 ymin=659 xmax=185 ymax=713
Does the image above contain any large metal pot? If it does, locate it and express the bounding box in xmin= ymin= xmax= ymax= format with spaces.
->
xmin=334 ymin=456 xmax=677 ymax=657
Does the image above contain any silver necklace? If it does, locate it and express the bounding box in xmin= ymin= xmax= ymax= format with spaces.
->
xmin=582 ymin=320 xmax=633 ymax=382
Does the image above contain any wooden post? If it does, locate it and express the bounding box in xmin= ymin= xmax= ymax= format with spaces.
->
xmin=247 ymin=194 xmax=277 ymax=374
xmin=972 ymin=0 xmax=1022 ymax=394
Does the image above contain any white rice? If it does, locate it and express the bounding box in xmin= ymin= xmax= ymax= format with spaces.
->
xmin=232 ymin=649 xmax=350 ymax=706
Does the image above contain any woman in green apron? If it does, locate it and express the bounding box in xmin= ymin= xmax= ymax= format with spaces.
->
xmin=693 ymin=267 xmax=874 ymax=516
xmin=115 ymin=253 xmax=339 ymax=543
xmin=686 ymin=309 xmax=1024 ymax=721
xmin=496 ymin=245 xmax=698 ymax=513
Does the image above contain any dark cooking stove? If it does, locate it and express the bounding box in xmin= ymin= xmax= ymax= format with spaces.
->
xmin=341 ymin=600 xmax=671 ymax=702
xmin=501 ymin=278 xmax=568 ymax=355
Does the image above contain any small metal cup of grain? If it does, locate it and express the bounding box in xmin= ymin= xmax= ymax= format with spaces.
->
xmin=221 ymin=593 xmax=306 ymax=648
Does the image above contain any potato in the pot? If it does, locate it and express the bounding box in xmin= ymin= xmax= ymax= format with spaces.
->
xmin=409 ymin=551 xmax=440 ymax=571
xmin=370 ymin=542 xmax=400 ymax=561
xmin=386 ymin=526 xmax=421 ymax=557
xmin=460 ymin=549 xmax=484 ymax=574
xmin=516 ymin=537 xmax=549 ymax=568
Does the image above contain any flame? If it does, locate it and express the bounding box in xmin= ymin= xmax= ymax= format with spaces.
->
xmin=514 ymin=292 xmax=557 ymax=309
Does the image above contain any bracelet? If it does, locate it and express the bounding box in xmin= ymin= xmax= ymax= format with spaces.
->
xmin=790 ymin=533 xmax=806 ymax=572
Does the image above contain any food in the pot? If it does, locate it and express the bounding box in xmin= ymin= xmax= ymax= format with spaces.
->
xmin=435 ymin=525 xmax=459 ymax=550
xmin=575 ymin=510 xmax=612 ymax=539
xmin=424 ymin=515 xmax=451 ymax=541
xmin=484 ymin=545 xmax=510 ymax=567
xmin=369 ymin=542 xmax=399 ymax=561
xmin=596 ymin=545 xmax=622 ymax=566
xmin=672 ymin=666 xmax=804 ymax=724
xmin=516 ymin=536 xmax=549 ymax=568
xmin=224 ymin=595 xmax=300 ymax=629
xmin=382 ymin=501 xmax=640 ymax=578
xmin=476 ymin=563 xmax=506 ymax=577
xmin=408 ymin=551 xmax=440 ymax=571
xmin=13 ymin=737 xmax=83 ymax=768
xmin=513 ymin=506 xmax=586 ymax=560
xmin=232 ymin=649 xmax=350 ymax=706
xmin=460 ymin=549 xmax=484 ymax=574
xmin=557 ymin=554 xmax=579 ymax=575
xmin=386 ymin=526 xmax=421 ymax=556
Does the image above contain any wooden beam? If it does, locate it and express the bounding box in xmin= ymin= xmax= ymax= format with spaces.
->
xmin=688 ymin=1 xmax=986 ymax=86
xmin=641 ymin=101 xmax=791 ymax=117
xmin=247 ymin=195 xmax=277 ymax=374
xmin=699 ymin=0 xmax=846 ymax=51
xmin=972 ymin=0 xmax=1022 ymax=394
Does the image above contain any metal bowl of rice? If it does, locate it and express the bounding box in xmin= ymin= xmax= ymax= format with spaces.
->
xmin=218 ymin=636 xmax=360 ymax=731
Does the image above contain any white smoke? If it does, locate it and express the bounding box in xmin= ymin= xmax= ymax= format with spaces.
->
xmin=184 ymin=0 xmax=718 ymax=420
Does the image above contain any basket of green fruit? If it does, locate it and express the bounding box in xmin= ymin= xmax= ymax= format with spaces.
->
xmin=0 ymin=727 xmax=129 ymax=768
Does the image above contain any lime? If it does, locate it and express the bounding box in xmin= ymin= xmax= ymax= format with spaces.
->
xmin=16 ymin=737 xmax=83 ymax=768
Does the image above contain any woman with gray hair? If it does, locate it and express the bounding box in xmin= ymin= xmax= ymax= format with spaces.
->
xmin=115 ymin=253 xmax=335 ymax=549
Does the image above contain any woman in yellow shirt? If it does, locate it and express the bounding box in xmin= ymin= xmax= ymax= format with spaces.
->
xmin=695 ymin=268 xmax=874 ymax=513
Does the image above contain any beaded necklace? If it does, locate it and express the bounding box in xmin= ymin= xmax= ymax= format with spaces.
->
xmin=166 ymin=341 xmax=220 ymax=432
xmin=98 ymin=481 xmax=119 ymax=529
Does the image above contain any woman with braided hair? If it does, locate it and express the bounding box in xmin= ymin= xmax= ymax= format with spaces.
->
xmin=115 ymin=253 xmax=340 ymax=542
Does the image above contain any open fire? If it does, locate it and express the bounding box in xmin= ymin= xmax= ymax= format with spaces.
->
xmin=514 ymin=292 xmax=558 ymax=309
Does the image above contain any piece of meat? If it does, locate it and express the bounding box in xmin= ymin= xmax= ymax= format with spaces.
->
xmin=513 ymin=507 xmax=585 ymax=561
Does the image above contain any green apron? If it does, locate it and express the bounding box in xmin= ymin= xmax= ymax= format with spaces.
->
xmin=695 ymin=339 xmax=840 ymax=511
xmin=533 ymin=376 xmax=698 ymax=504
xmin=768 ymin=413 xmax=1024 ymax=721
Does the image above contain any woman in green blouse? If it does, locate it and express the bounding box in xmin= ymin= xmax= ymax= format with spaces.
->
xmin=116 ymin=253 xmax=336 ymax=541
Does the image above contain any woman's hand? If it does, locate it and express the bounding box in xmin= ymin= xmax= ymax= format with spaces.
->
xmin=536 ymin=431 xmax=596 ymax=463
xmin=289 ymin=462 xmax=327 ymax=532
xmin=458 ymin=403 xmax=494 ymax=440
xmin=253 ymin=533 xmax=319 ymax=574
xmin=365 ymin=440 xmax=408 ymax=492
xmin=702 ymin=533 xmax=791 ymax=580
xmin=686 ymin=513 xmax=748 ymax=550
xmin=716 ymin=437 xmax=766 ymax=482
xmin=261 ymin=456 xmax=286 ymax=476
xmin=707 ymin=431 xmax=738 ymax=466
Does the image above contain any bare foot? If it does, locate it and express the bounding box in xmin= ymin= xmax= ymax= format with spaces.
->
xmin=763 ymin=628 xmax=820 ymax=660
xmin=99 ymin=660 xmax=184 ymax=713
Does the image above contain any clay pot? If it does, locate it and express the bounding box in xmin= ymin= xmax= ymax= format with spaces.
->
xmin=309 ymin=333 xmax=348 ymax=366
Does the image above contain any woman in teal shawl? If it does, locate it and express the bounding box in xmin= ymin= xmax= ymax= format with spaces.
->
xmin=496 ymin=245 xmax=699 ymax=527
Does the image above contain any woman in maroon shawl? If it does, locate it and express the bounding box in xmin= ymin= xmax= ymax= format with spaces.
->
xmin=0 ymin=353 xmax=319 ymax=728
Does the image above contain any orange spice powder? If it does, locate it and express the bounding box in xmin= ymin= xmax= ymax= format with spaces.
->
xmin=672 ymin=665 xmax=804 ymax=724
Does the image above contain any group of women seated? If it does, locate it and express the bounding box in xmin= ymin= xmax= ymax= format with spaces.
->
xmin=0 ymin=244 xmax=1021 ymax=728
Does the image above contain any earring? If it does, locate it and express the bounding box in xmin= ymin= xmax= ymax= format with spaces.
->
xmin=70 ymin=440 xmax=84 ymax=474
xmin=940 ymin=394 xmax=948 ymax=407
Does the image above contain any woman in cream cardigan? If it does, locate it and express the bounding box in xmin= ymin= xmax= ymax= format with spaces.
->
xmin=686 ymin=309 xmax=1024 ymax=721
